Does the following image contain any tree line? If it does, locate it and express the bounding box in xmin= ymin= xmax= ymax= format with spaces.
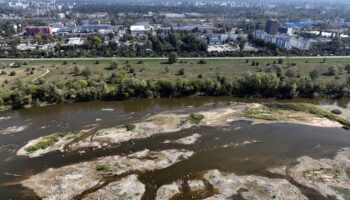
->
xmin=2 ymin=64 xmax=350 ymax=110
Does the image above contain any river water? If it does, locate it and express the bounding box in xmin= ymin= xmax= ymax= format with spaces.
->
xmin=0 ymin=97 xmax=350 ymax=199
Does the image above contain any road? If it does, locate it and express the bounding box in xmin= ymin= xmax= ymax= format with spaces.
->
xmin=0 ymin=56 xmax=350 ymax=61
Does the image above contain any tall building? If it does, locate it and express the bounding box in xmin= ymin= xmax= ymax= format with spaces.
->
xmin=265 ymin=20 xmax=280 ymax=35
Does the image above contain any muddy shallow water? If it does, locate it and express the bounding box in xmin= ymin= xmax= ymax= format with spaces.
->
xmin=1 ymin=96 xmax=350 ymax=200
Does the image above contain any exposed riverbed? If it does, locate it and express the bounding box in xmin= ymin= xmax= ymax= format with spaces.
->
xmin=1 ymin=97 xmax=350 ymax=200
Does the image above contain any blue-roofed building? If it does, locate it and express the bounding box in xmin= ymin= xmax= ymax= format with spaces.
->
xmin=78 ymin=21 xmax=113 ymax=33
xmin=283 ymin=21 xmax=312 ymax=28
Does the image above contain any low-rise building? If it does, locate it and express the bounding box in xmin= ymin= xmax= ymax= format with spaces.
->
xmin=25 ymin=26 xmax=52 ymax=36
xmin=254 ymin=30 xmax=310 ymax=50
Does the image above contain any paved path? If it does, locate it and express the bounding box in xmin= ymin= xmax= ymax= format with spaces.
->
xmin=0 ymin=56 xmax=350 ymax=61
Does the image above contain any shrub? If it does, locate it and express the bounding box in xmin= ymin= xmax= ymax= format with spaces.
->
xmin=63 ymin=61 xmax=68 ymax=65
xmin=107 ymin=62 xmax=118 ymax=70
xmin=81 ymin=67 xmax=92 ymax=77
xmin=9 ymin=71 xmax=16 ymax=76
xmin=198 ymin=59 xmax=207 ymax=64
xmin=331 ymin=109 xmax=342 ymax=115
xmin=73 ymin=66 xmax=80 ymax=76
xmin=96 ymin=163 xmax=112 ymax=171
xmin=117 ymin=124 xmax=136 ymax=131
xmin=188 ymin=113 xmax=205 ymax=124
xmin=95 ymin=60 xmax=100 ymax=65
xmin=176 ymin=68 xmax=185 ymax=75
xmin=137 ymin=60 xmax=144 ymax=64
xmin=128 ymin=67 xmax=135 ymax=74
xmin=168 ymin=52 xmax=178 ymax=64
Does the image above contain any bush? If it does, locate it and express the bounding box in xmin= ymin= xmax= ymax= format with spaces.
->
xmin=9 ymin=71 xmax=16 ymax=76
xmin=327 ymin=66 xmax=338 ymax=76
xmin=24 ymin=133 xmax=64 ymax=153
xmin=73 ymin=66 xmax=80 ymax=76
xmin=168 ymin=52 xmax=178 ymax=64
xmin=331 ymin=109 xmax=342 ymax=115
xmin=117 ymin=124 xmax=136 ymax=131
xmin=107 ymin=62 xmax=118 ymax=70
xmin=95 ymin=60 xmax=100 ymax=65
xmin=188 ymin=113 xmax=205 ymax=123
xmin=81 ymin=67 xmax=92 ymax=77
xmin=176 ymin=68 xmax=185 ymax=75
xmin=96 ymin=163 xmax=112 ymax=171
xmin=137 ymin=60 xmax=144 ymax=64
xmin=128 ymin=67 xmax=135 ymax=74
xmin=63 ymin=61 xmax=68 ymax=65
xmin=198 ymin=59 xmax=207 ymax=64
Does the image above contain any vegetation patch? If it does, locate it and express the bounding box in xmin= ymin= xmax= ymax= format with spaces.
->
xmin=331 ymin=109 xmax=342 ymax=115
xmin=188 ymin=113 xmax=205 ymax=124
xmin=242 ymin=107 xmax=279 ymax=121
xmin=264 ymin=103 xmax=350 ymax=129
xmin=116 ymin=124 xmax=136 ymax=131
xmin=96 ymin=163 xmax=112 ymax=171
xmin=24 ymin=131 xmax=82 ymax=153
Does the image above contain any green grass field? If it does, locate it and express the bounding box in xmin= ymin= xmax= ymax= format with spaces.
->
xmin=1 ymin=57 xmax=350 ymax=88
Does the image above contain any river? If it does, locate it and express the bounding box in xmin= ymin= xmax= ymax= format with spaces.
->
xmin=0 ymin=97 xmax=350 ymax=199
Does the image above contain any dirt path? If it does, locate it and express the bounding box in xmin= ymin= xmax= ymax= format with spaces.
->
xmin=32 ymin=66 xmax=50 ymax=82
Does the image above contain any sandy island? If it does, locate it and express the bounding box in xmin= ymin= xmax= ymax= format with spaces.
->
xmin=17 ymin=102 xmax=345 ymax=158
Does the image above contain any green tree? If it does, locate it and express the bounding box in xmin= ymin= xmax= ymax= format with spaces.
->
xmin=168 ymin=52 xmax=178 ymax=64
xmin=327 ymin=66 xmax=338 ymax=76
xmin=237 ymin=37 xmax=247 ymax=52
xmin=310 ymin=69 xmax=320 ymax=80
xmin=81 ymin=67 xmax=92 ymax=78
xmin=73 ymin=66 xmax=80 ymax=76
xmin=176 ymin=68 xmax=185 ymax=75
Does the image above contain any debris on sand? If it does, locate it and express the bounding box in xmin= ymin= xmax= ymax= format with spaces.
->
xmin=0 ymin=125 xmax=27 ymax=135
xmin=82 ymin=175 xmax=145 ymax=200
xmin=164 ymin=133 xmax=201 ymax=145
xmin=203 ymin=169 xmax=307 ymax=200
xmin=156 ymin=181 xmax=182 ymax=200
xmin=288 ymin=148 xmax=350 ymax=200
xmin=22 ymin=149 xmax=193 ymax=200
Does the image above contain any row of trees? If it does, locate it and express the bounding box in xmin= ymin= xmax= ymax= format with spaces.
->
xmin=2 ymin=68 xmax=350 ymax=110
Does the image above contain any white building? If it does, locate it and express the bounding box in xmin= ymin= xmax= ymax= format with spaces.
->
xmin=254 ymin=30 xmax=310 ymax=50
xmin=67 ymin=38 xmax=84 ymax=46
xmin=130 ymin=25 xmax=146 ymax=35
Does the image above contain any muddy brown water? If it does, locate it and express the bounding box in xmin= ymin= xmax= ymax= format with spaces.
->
xmin=0 ymin=96 xmax=350 ymax=200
